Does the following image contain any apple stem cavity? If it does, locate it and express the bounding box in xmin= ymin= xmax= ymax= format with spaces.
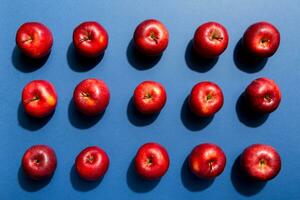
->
xmin=206 ymin=94 xmax=213 ymax=101
xmin=259 ymin=159 xmax=267 ymax=167
xmin=87 ymin=155 xmax=95 ymax=163
xmin=147 ymin=158 xmax=152 ymax=164
xmin=146 ymin=156 xmax=154 ymax=166
xmin=208 ymin=160 xmax=214 ymax=172
xmin=23 ymin=36 xmax=33 ymax=44
xmin=264 ymin=94 xmax=272 ymax=102
xmin=81 ymin=92 xmax=90 ymax=98
xmin=33 ymin=159 xmax=40 ymax=164
xmin=149 ymin=31 xmax=159 ymax=44
xmin=33 ymin=95 xmax=39 ymax=101
xmin=79 ymin=30 xmax=93 ymax=43
xmin=210 ymin=29 xmax=223 ymax=41
xmin=24 ymin=95 xmax=40 ymax=104
xmin=144 ymin=92 xmax=152 ymax=99
xmin=260 ymin=38 xmax=270 ymax=47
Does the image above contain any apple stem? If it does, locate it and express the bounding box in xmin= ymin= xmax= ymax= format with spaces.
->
xmin=33 ymin=159 xmax=40 ymax=164
xmin=264 ymin=94 xmax=272 ymax=102
xmin=146 ymin=156 xmax=153 ymax=166
xmin=87 ymin=155 xmax=94 ymax=163
xmin=79 ymin=30 xmax=93 ymax=43
xmin=81 ymin=92 xmax=90 ymax=98
xmin=22 ymin=36 xmax=33 ymax=43
xmin=144 ymin=93 xmax=152 ymax=99
xmin=150 ymin=32 xmax=159 ymax=44
xmin=206 ymin=94 xmax=213 ymax=101
xmin=208 ymin=161 xmax=213 ymax=172
xmin=259 ymin=159 xmax=267 ymax=168
xmin=211 ymin=30 xmax=223 ymax=41
xmin=24 ymin=95 xmax=40 ymax=104
xmin=260 ymin=38 xmax=270 ymax=47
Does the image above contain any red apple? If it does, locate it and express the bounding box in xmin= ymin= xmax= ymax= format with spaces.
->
xmin=22 ymin=80 xmax=57 ymax=118
xmin=189 ymin=143 xmax=226 ymax=179
xmin=244 ymin=77 xmax=281 ymax=114
xmin=133 ymin=81 xmax=167 ymax=114
xmin=189 ymin=81 xmax=224 ymax=117
xmin=242 ymin=22 xmax=280 ymax=58
xmin=73 ymin=78 xmax=110 ymax=116
xmin=240 ymin=144 xmax=281 ymax=181
xmin=22 ymin=145 xmax=57 ymax=181
xmin=73 ymin=21 xmax=108 ymax=58
xmin=193 ymin=22 xmax=229 ymax=58
xmin=134 ymin=19 xmax=169 ymax=56
xmin=16 ymin=22 xmax=53 ymax=59
xmin=135 ymin=142 xmax=170 ymax=180
xmin=75 ymin=146 xmax=109 ymax=181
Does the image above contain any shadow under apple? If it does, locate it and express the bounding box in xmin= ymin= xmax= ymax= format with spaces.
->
xmin=180 ymin=157 xmax=214 ymax=191
xmin=66 ymin=43 xmax=104 ymax=72
xmin=18 ymin=166 xmax=51 ymax=192
xmin=68 ymin=100 xmax=104 ymax=129
xmin=69 ymin=165 xmax=102 ymax=191
xmin=126 ymin=39 xmax=162 ymax=70
xmin=180 ymin=96 xmax=214 ymax=131
xmin=17 ymin=102 xmax=54 ymax=131
xmin=12 ymin=46 xmax=50 ymax=73
xmin=126 ymin=159 xmax=160 ymax=193
xmin=126 ymin=97 xmax=159 ymax=127
xmin=185 ymin=40 xmax=218 ymax=73
xmin=235 ymin=93 xmax=269 ymax=127
xmin=231 ymin=156 xmax=267 ymax=196
xmin=233 ymin=39 xmax=267 ymax=73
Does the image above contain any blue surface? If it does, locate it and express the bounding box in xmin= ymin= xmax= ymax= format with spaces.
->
xmin=0 ymin=0 xmax=300 ymax=199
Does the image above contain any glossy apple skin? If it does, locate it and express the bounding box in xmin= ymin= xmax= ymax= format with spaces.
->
xmin=245 ymin=77 xmax=281 ymax=114
xmin=22 ymin=145 xmax=57 ymax=181
xmin=189 ymin=143 xmax=226 ymax=179
xmin=73 ymin=78 xmax=110 ymax=116
xmin=22 ymin=80 xmax=57 ymax=118
xmin=189 ymin=81 xmax=224 ymax=117
xmin=75 ymin=146 xmax=110 ymax=181
xmin=16 ymin=22 xmax=53 ymax=59
xmin=73 ymin=21 xmax=108 ymax=58
xmin=134 ymin=19 xmax=169 ymax=56
xmin=243 ymin=22 xmax=280 ymax=58
xmin=240 ymin=144 xmax=281 ymax=181
xmin=193 ymin=22 xmax=229 ymax=58
xmin=133 ymin=81 xmax=167 ymax=114
xmin=135 ymin=142 xmax=170 ymax=180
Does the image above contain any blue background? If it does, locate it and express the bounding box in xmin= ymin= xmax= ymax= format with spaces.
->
xmin=0 ymin=0 xmax=299 ymax=199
